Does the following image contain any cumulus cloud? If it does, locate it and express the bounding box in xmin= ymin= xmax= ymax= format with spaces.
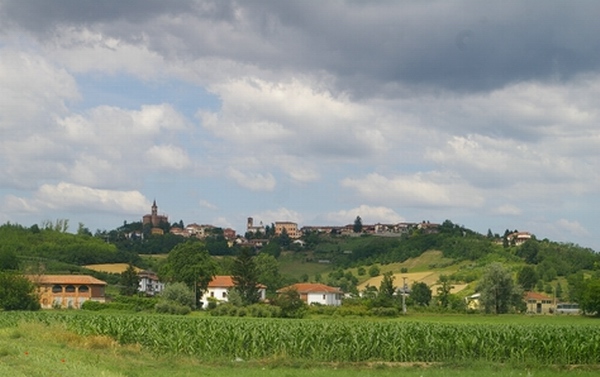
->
xmin=492 ymin=205 xmax=522 ymax=216
xmin=342 ymin=173 xmax=484 ymax=209
xmin=145 ymin=145 xmax=191 ymax=170
xmin=5 ymin=182 xmax=149 ymax=215
xmin=323 ymin=205 xmax=405 ymax=226
xmin=251 ymin=208 xmax=303 ymax=225
xmin=555 ymin=219 xmax=590 ymax=237
xmin=199 ymin=200 xmax=218 ymax=210
xmin=227 ymin=168 xmax=276 ymax=192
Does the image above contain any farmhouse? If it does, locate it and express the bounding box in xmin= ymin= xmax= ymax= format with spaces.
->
xmin=199 ymin=275 xmax=267 ymax=309
xmin=27 ymin=274 xmax=107 ymax=309
xmin=138 ymin=270 xmax=165 ymax=296
xmin=278 ymin=283 xmax=343 ymax=306
xmin=524 ymin=291 xmax=554 ymax=314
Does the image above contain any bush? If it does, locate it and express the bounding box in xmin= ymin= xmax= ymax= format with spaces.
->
xmin=81 ymin=300 xmax=106 ymax=311
xmin=155 ymin=301 xmax=191 ymax=315
xmin=369 ymin=307 xmax=399 ymax=317
xmin=0 ymin=272 xmax=40 ymax=311
xmin=160 ymin=283 xmax=195 ymax=309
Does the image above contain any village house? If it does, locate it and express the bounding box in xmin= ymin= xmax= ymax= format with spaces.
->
xmin=199 ymin=275 xmax=267 ymax=309
xmin=27 ymin=275 xmax=107 ymax=309
xmin=278 ymin=283 xmax=344 ymax=306
xmin=138 ymin=270 xmax=165 ymax=296
xmin=525 ymin=291 xmax=555 ymax=314
xmin=275 ymin=221 xmax=301 ymax=238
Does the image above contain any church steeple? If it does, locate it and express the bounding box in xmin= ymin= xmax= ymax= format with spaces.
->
xmin=151 ymin=200 xmax=158 ymax=216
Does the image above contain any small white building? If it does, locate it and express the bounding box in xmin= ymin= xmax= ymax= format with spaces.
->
xmin=278 ymin=283 xmax=343 ymax=306
xmin=200 ymin=275 xmax=266 ymax=309
xmin=138 ymin=271 xmax=165 ymax=296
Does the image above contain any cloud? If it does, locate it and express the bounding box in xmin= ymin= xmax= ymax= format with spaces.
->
xmin=492 ymin=205 xmax=522 ymax=216
xmin=0 ymin=49 xmax=78 ymax=132
xmin=555 ymin=219 xmax=590 ymax=237
xmin=322 ymin=205 xmax=405 ymax=226
xmin=227 ymin=168 xmax=276 ymax=192
xmin=5 ymin=182 xmax=149 ymax=215
xmin=145 ymin=145 xmax=191 ymax=170
xmin=251 ymin=208 xmax=303 ymax=225
xmin=342 ymin=172 xmax=484 ymax=209
xmin=199 ymin=200 xmax=218 ymax=210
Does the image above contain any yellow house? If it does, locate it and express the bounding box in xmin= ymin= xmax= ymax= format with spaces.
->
xmin=524 ymin=291 xmax=554 ymax=314
xmin=27 ymin=275 xmax=107 ymax=309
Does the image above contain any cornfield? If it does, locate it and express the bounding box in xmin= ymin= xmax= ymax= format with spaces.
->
xmin=2 ymin=311 xmax=599 ymax=364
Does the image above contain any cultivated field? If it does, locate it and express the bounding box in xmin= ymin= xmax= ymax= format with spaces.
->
xmin=84 ymin=263 xmax=143 ymax=274
xmin=1 ymin=311 xmax=599 ymax=376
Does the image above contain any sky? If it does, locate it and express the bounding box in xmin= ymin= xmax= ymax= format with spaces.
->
xmin=1 ymin=1 xmax=599 ymax=250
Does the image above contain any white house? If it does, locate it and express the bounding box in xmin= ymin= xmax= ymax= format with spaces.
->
xmin=138 ymin=270 xmax=165 ymax=296
xmin=200 ymin=275 xmax=267 ymax=309
xmin=278 ymin=283 xmax=343 ymax=306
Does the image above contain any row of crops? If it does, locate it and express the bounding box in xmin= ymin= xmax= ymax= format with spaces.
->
xmin=2 ymin=311 xmax=600 ymax=364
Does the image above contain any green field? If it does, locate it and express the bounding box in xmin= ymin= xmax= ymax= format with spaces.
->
xmin=1 ymin=311 xmax=600 ymax=376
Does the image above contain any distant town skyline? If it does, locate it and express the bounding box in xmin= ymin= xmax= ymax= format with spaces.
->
xmin=1 ymin=1 xmax=599 ymax=251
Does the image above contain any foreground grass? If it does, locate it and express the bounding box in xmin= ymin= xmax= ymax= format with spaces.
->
xmin=1 ymin=320 xmax=599 ymax=377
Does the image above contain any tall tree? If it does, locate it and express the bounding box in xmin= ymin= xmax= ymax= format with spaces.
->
xmin=436 ymin=275 xmax=453 ymax=308
xmin=477 ymin=263 xmax=523 ymax=314
xmin=232 ymin=247 xmax=261 ymax=305
xmin=255 ymin=253 xmax=282 ymax=295
xmin=353 ymin=216 xmax=363 ymax=233
xmin=580 ymin=278 xmax=600 ymax=317
xmin=517 ymin=266 xmax=538 ymax=291
xmin=160 ymin=241 xmax=217 ymax=305
xmin=0 ymin=272 xmax=40 ymax=311
xmin=375 ymin=271 xmax=397 ymax=307
xmin=411 ymin=281 xmax=432 ymax=306
xmin=119 ymin=264 xmax=140 ymax=296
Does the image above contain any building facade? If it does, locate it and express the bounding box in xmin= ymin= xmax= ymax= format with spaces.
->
xmin=28 ymin=275 xmax=107 ymax=309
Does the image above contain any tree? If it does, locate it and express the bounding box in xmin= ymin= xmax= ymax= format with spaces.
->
xmin=436 ymin=275 xmax=453 ymax=308
xmin=0 ymin=272 xmax=40 ymax=311
xmin=517 ymin=266 xmax=538 ymax=291
xmin=375 ymin=271 xmax=397 ymax=307
xmin=119 ymin=264 xmax=140 ymax=296
xmin=0 ymin=249 xmax=19 ymax=271
xmin=580 ymin=278 xmax=600 ymax=316
xmin=160 ymin=241 xmax=217 ymax=305
xmin=155 ymin=282 xmax=195 ymax=315
xmin=477 ymin=263 xmax=523 ymax=314
xmin=274 ymin=288 xmax=307 ymax=318
xmin=410 ymin=281 xmax=432 ymax=306
xmin=232 ymin=247 xmax=261 ymax=305
xmin=353 ymin=216 xmax=363 ymax=233
xmin=278 ymin=228 xmax=291 ymax=248
xmin=368 ymin=265 xmax=380 ymax=277
xmin=255 ymin=253 xmax=283 ymax=295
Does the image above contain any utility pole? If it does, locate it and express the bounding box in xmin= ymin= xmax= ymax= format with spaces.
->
xmin=402 ymin=277 xmax=407 ymax=315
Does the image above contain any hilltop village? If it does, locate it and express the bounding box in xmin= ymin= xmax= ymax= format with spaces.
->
xmin=140 ymin=200 xmax=534 ymax=248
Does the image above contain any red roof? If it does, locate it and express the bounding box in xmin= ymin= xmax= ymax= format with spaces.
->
xmin=207 ymin=275 xmax=266 ymax=289
xmin=524 ymin=291 xmax=552 ymax=301
xmin=208 ymin=275 xmax=235 ymax=288
xmin=278 ymin=283 xmax=343 ymax=294
xmin=27 ymin=275 xmax=107 ymax=286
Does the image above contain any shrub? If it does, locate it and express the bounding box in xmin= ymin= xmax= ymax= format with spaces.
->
xmin=155 ymin=301 xmax=191 ymax=315
xmin=369 ymin=307 xmax=399 ymax=317
xmin=81 ymin=300 xmax=106 ymax=311
xmin=160 ymin=283 xmax=195 ymax=309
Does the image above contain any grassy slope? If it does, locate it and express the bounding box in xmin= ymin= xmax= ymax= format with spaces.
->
xmin=1 ymin=319 xmax=598 ymax=377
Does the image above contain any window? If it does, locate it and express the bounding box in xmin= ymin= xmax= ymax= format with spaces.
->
xmin=222 ymin=292 xmax=227 ymax=298
xmin=210 ymin=292 xmax=214 ymax=297
xmin=79 ymin=285 xmax=89 ymax=293
xmin=52 ymin=285 xmax=62 ymax=293
xmin=65 ymin=285 xmax=76 ymax=293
